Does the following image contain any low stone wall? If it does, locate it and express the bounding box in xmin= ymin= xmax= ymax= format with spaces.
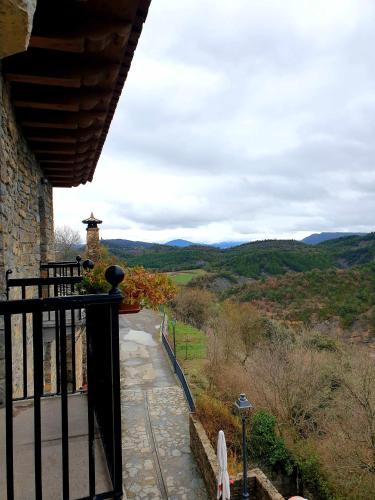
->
xmin=232 ymin=469 xmax=284 ymax=500
xmin=190 ymin=414 xmax=219 ymax=497
xmin=190 ymin=414 xmax=284 ymax=500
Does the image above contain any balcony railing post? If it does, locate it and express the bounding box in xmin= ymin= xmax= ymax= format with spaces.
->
xmin=110 ymin=300 xmax=123 ymax=494
xmin=4 ymin=312 xmax=14 ymax=500
xmin=32 ymin=307 xmax=43 ymax=499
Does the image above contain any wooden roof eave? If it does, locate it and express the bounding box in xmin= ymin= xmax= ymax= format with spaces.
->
xmin=3 ymin=0 xmax=152 ymax=188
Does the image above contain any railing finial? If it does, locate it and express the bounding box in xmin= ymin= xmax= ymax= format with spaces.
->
xmin=105 ymin=265 xmax=125 ymax=297
xmin=82 ymin=259 xmax=94 ymax=271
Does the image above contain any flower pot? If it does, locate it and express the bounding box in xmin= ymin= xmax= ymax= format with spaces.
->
xmin=118 ymin=302 xmax=141 ymax=314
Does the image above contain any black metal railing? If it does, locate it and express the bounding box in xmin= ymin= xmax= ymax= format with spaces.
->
xmin=40 ymin=255 xmax=82 ymax=278
xmin=0 ymin=266 xmax=124 ymax=500
xmin=6 ymin=275 xmax=82 ymax=300
xmin=5 ymin=275 xmax=83 ymax=397
xmin=160 ymin=315 xmax=196 ymax=412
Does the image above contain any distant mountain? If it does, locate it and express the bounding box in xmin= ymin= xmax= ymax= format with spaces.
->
xmin=103 ymin=238 xmax=244 ymax=250
xmin=101 ymin=238 xmax=162 ymax=250
xmin=166 ymin=239 xmax=247 ymax=249
xmin=213 ymin=241 xmax=247 ymax=249
xmin=302 ymin=232 xmax=366 ymax=245
xmin=166 ymin=239 xmax=200 ymax=247
xmin=102 ymin=238 xmax=156 ymax=249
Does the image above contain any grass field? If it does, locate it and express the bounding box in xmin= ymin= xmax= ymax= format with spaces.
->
xmin=167 ymin=317 xmax=207 ymax=360
xmin=165 ymin=314 xmax=208 ymax=396
xmin=166 ymin=269 xmax=206 ymax=286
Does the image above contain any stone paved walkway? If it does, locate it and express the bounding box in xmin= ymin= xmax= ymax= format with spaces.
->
xmin=120 ymin=309 xmax=208 ymax=500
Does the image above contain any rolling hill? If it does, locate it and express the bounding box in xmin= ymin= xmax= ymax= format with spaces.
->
xmin=224 ymin=262 xmax=375 ymax=330
xmin=102 ymin=233 xmax=375 ymax=278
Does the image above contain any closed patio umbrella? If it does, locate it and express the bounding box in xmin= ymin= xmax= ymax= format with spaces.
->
xmin=217 ymin=430 xmax=231 ymax=499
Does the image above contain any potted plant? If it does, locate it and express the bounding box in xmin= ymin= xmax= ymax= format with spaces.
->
xmin=79 ymin=257 xmax=176 ymax=314
xmin=79 ymin=261 xmax=110 ymax=294
xmin=119 ymin=267 xmax=176 ymax=314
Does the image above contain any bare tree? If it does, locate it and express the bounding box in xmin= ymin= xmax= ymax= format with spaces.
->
xmin=54 ymin=225 xmax=82 ymax=260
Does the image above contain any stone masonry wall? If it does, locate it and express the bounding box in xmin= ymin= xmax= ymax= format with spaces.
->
xmin=0 ymin=71 xmax=54 ymax=402
xmin=189 ymin=414 xmax=284 ymax=500
xmin=86 ymin=226 xmax=101 ymax=262
xmin=0 ymin=73 xmax=54 ymax=291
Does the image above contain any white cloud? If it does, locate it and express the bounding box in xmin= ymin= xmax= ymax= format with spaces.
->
xmin=54 ymin=0 xmax=375 ymax=244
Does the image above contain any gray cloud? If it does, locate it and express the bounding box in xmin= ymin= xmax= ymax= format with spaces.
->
xmin=55 ymin=0 xmax=375 ymax=242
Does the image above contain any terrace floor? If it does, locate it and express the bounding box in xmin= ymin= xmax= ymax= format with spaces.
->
xmin=0 ymin=394 xmax=112 ymax=499
xmin=120 ymin=309 xmax=208 ymax=500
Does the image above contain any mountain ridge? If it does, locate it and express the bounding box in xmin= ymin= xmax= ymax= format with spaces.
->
xmin=302 ymin=232 xmax=366 ymax=245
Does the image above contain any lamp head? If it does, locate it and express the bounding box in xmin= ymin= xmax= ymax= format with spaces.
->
xmin=234 ymin=393 xmax=253 ymax=414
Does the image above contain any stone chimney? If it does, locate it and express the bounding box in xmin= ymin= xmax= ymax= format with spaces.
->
xmin=82 ymin=212 xmax=102 ymax=262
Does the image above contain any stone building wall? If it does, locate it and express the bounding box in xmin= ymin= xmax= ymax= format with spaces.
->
xmin=0 ymin=73 xmax=54 ymax=295
xmin=0 ymin=71 xmax=55 ymax=401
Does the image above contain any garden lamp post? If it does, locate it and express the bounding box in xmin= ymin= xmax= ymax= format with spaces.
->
xmin=235 ymin=393 xmax=254 ymax=500
xmin=172 ymin=317 xmax=177 ymax=372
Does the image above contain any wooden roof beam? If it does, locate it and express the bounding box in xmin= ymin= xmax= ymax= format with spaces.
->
xmin=25 ymin=127 xmax=102 ymax=143
xmin=38 ymin=152 xmax=95 ymax=163
xmin=6 ymin=65 xmax=118 ymax=88
xmin=5 ymin=52 xmax=119 ymax=88
xmin=32 ymin=142 xmax=93 ymax=154
xmin=20 ymin=110 xmax=107 ymax=129
xmin=30 ymin=21 xmax=132 ymax=53
xmin=26 ymin=133 xmax=77 ymax=144
xmin=41 ymin=163 xmax=87 ymax=171
xmin=13 ymin=89 xmax=112 ymax=112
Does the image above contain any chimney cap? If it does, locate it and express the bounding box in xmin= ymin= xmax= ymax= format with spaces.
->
xmin=82 ymin=212 xmax=102 ymax=228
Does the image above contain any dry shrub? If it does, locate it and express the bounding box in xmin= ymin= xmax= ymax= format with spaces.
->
xmin=196 ymin=393 xmax=241 ymax=450
xmin=247 ymin=343 xmax=337 ymax=439
xmin=171 ymin=287 xmax=214 ymax=329
xmin=321 ymin=348 xmax=375 ymax=497
xmin=206 ymin=300 xmax=268 ymax=368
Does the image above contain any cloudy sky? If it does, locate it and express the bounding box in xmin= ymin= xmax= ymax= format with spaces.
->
xmin=54 ymin=0 xmax=375 ymax=244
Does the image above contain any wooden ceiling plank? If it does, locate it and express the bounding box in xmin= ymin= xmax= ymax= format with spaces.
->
xmin=21 ymin=120 xmax=78 ymax=130
xmin=30 ymin=21 xmax=132 ymax=54
xmin=13 ymin=87 xmax=111 ymax=113
xmin=38 ymin=151 xmax=95 ymax=162
xmin=27 ymin=135 xmax=76 ymax=144
xmin=13 ymin=99 xmax=78 ymax=112
xmin=19 ymin=110 xmax=106 ymax=131
xmin=7 ymin=73 xmax=81 ymax=88
xmin=34 ymin=148 xmax=76 ymax=155
xmin=30 ymin=35 xmax=84 ymax=53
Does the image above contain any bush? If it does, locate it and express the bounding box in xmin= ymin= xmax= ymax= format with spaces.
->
xmin=306 ymin=334 xmax=338 ymax=352
xmin=195 ymin=393 xmax=241 ymax=459
xmin=251 ymin=411 xmax=333 ymax=498
xmin=250 ymin=410 xmax=294 ymax=475
xmin=294 ymin=450 xmax=332 ymax=500
xmin=171 ymin=287 xmax=214 ymax=328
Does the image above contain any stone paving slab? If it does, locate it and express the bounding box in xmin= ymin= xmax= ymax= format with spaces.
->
xmin=120 ymin=310 xmax=208 ymax=500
